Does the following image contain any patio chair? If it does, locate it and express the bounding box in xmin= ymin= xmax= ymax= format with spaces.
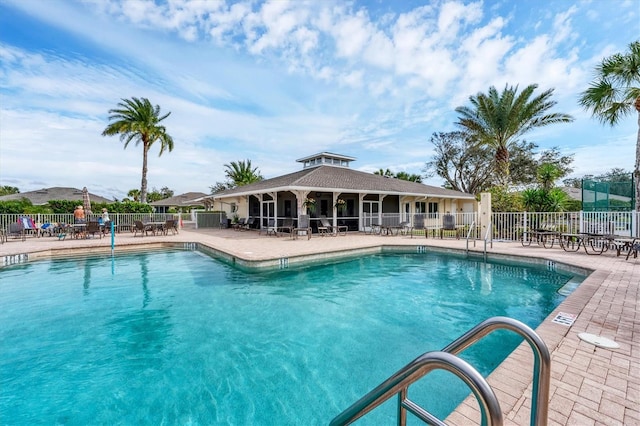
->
xmin=232 ymin=218 xmax=246 ymax=231
xmin=395 ymin=221 xmax=412 ymax=236
xmin=440 ymin=214 xmax=459 ymax=239
xmin=241 ymin=217 xmax=255 ymax=231
xmin=411 ymin=215 xmax=425 ymax=239
xmin=133 ymin=220 xmax=154 ymax=237
xmin=19 ymin=216 xmax=39 ymax=238
xmin=278 ymin=218 xmax=294 ymax=236
xmin=39 ymin=222 xmax=55 ymax=237
xmin=162 ymin=219 xmax=178 ymax=235
xmin=85 ymin=221 xmax=103 ymax=239
xmin=319 ymin=216 xmax=347 ymax=236
xmin=260 ymin=218 xmax=278 ymax=236
xmin=7 ymin=222 xmax=25 ymax=241
xmin=292 ymin=215 xmax=312 ymax=240
xmin=626 ymin=239 xmax=639 ymax=260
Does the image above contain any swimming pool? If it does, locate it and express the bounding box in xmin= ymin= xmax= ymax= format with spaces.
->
xmin=0 ymin=249 xmax=583 ymax=424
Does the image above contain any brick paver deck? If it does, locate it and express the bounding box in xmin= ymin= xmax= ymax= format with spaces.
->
xmin=1 ymin=226 xmax=638 ymax=425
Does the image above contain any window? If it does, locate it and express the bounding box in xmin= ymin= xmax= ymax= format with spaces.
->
xmin=320 ymin=199 xmax=329 ymax=217
xmin=346 ymin=199 xmax=355 ymax=216
xmin=284 ymin=200 xmax=292 ymax=217
xmin=428 ymin=202 xmax=439 ymax=218
xmin=415 ymin=202 xmax=425 ymax=213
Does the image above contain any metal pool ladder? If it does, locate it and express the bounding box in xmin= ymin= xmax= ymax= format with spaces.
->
xmin=329 ymin=316 xmax=550 ymax=426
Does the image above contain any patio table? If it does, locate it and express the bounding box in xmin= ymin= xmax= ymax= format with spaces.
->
xmin=521 ymin=230 xmax=562 ymax=249
xmin=560 ymin=233 xmax=611 ymax=255
xmin=67 ymin=223 xmax=87 ymax=239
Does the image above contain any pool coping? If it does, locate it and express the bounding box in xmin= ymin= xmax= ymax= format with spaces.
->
xmin=0 ymin=228 xmax=637 ymax=424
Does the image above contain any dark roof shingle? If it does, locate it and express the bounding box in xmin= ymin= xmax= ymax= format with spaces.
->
xmin=211 ymin=166 xmax=475 ymax=199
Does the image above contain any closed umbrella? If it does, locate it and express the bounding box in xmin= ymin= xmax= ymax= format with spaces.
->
xmin=82 ymin=187 xmax=92 ymax=215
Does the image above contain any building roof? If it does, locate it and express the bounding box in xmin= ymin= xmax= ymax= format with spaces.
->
xmin=0 ymin=187 xmax=112 ymax=205
xmin=150 ymin=192 xmax=209 ymax=207
xmin=209 ymin=166 xmax=475 ymax=200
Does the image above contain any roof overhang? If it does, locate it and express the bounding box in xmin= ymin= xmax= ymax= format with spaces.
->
xmin=205 ymin=186 xmax=476 ymax=201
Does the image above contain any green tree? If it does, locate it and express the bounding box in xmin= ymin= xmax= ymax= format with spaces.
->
xmin=102 ymin=97 xmax=174 ymax=203
xmin=210 ymin=182 xmax=233 ymax=193
xmin=425 ymin=132 xmax=574 ymax=194
xmin=579 ymin=40 xmax=640 ymax=211
xmin=394 ymin=171 xmax=422 ymax=183
xmin=536 ymin=163 xmax=563 ymax=191
xmin=374 ymin=168 xmax=394 ymax=177
xmin=0 ymin=186 xmax=19 ymax=196
xmin=146 ymin=186 xmax=174 ymax=202
xmin=563 ymin=168 xmax=632 ymax=189
xmin=424 ymin=131 xmax=495 ymax=194
xmin=455 ymin=84 xmax=574 ymax=187
xmin=127 ymin=189 xmax=141 ymax=202
xmin=224 ymin=160 xmax=263 ymax=186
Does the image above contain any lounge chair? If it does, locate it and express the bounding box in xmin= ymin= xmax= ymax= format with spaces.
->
xmin=292 ymin=215 xmax=312 ymax=240
xmin=277 ymin=218 xmax=294 ymax=236
xmin=7 ymin=222 xmax=25 ymax=241
xmin=133 ymin=220 xmax=154 ymax=237
xmin=440 ymin=214 xmax=459 ymax=239
xmin=411 ymin=215 xmax=425 ymax=238
xmin=260 ymin=218 xmax=278 ymax=236
xmin=19 ymin=216 xmax=39 ymax=238
xmin=241 ymin=217 xmax=256 ymax=231
xmin=232 ymin=218 xmax=246 ymax=231
xmin=85 ymin=221 xmax=103 ymax=239
xmin=39 ymin=223 xmax=55 ymax=237
xmin=395 ymin=221 xmax=412 ymax=236
xmin=319 ymin=216 xmax=347 ymax=236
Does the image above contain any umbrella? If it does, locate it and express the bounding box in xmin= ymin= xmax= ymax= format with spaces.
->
xmin=82 ymin=187 xmax=93 ymax=215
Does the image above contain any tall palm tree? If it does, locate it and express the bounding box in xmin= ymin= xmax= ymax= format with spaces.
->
xmin=579 ymin=40 xmax=640 ymax=211
xmin=456 ymin=84 xmax=574 ymax=187
xmin=224 ymin=160 xmax=263 ymax=186
xmin=102 ymin=97 xmax=174 ymax=203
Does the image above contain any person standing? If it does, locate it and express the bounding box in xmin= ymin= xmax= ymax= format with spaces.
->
xmin=74 ymin=205 xmax=85 ymax=223
xmin=101 ymin=208 xmax=111 ymax=233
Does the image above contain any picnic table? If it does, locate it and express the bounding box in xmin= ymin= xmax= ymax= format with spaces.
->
xmin=559 ymin=232 xmax=612 ymax=255
xmin=521 ymin=230 xmax=562 ymax=249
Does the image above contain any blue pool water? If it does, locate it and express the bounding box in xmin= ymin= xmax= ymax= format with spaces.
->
xmin=0 ymin=250 xmax=581 ymax=425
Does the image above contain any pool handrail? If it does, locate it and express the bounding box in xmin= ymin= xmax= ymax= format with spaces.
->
xmin=484 ymin=220 xmax=493 ymax=262
xmin=466 ymin=220 xmax=477 ymax=254
xmin=330 ymin=316 xmax=550 ymax=426
xmin=329 ymin=351 xmax=503 ymax=426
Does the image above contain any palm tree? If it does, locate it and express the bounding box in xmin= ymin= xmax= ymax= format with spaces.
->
xmin=102 ymin=97 xmax=174 ymax=203
xmin=127 ymin=189 xmax=140 ymax=202
xmin=456 ymin=84 xmax=574 ymax=187
xmin=374 ymin=168 xmax=394 ymax=177
xmin=579 ymin=40 xmax=640 ymax=211
xmin=224 ymin=160 xmax=263 ymax=186
xmin=537 ymin=163 xmax=563 ymax=191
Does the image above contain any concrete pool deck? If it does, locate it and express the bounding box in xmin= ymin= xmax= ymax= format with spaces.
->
xmin=1 ymin=226 xmax=638 ymax=425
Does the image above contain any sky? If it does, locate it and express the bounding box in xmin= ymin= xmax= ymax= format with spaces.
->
xmin=0 ymin=0 xmax=638 ymax=201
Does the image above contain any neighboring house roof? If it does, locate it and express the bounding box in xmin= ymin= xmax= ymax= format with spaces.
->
xmin=209 ymin=166 xmax=475 ymax=200
xmin=0 ymin=187 xmax=112 ymax=205
xmin=150 ymin=192 xmax=209 ymax=207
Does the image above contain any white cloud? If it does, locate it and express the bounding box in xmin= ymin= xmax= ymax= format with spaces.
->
xmin=0 ymin=0 xmax=637 ymax=198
